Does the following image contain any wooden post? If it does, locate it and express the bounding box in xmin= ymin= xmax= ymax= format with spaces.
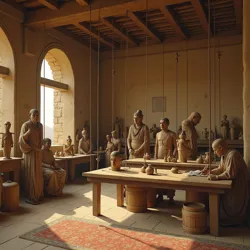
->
xmin=209 ymin=193 xmax=220 ymax=236
xmin=93 ymin=183 xmax=101 ymax=216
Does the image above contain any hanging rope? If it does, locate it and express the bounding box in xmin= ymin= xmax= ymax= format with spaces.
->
xmin=213 ymin=0 xmax=216 ymax=134
xmin=96 ymin=6 xmax=100 ymax=169
xmin=208 ymin=0 xmax=212 ymax=172
xmin=162 ymin=43 xmax=165 ymax=118
xmin=186 ymin=43 xmax=189 ymax=117
xmin=111 ymin=19 xmax=115 ymax=131
xmin=145 ymin=0 xmax=148 ymax=125
xmin=89 ymin=4 xmax=92 ymax=169
xmin=176 ymin=52 xmax=179 ymax=131
xmin=43 ymin=24 xmax=46 ymax=138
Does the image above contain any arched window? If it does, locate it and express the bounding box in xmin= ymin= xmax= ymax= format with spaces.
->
xmin=40 ymin=48 xmax=74 ymax=145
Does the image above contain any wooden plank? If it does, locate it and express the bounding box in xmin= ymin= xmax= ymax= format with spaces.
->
xmin=160 ymin=6 xmax=187 ymax=39
xmin=209 ymin=193 xmax=220 ymax=236
xmin=38 ymin=0 xmax=59 ymax=10
xmin=93 ymin=183 xmax=101 ymax=216
xmin=40 ymin=77 xmax=68 ymax=91
xmin=74 ymin=23 xmax=114 ymax=48
xmin=233 ymin=0 xmax=243 ymax=33
xmin=0 ymin=66 xmax=10 ymax=77
xmin=76 ymin=0 xmax=89 ymax=6
xmin=191 ymin=0 xmax=211 ymax=34
xmin=127 ymin=11 xmax=162 ymax=43
xmin=102 ymin=17 xmax=138 ymax=46
xmin=25 ymin=0 xmax=187 ymax=28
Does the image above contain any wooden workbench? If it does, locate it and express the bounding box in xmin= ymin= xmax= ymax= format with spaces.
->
xmin=0 ymin=157 xmax=22 ymax=183
xmin=123 ymin=158 xmax=219 ymax=170
xmin=83 ymin=167 xmax=232 ymax=237
xmin=55 ymin=154 xmax=96 ymax=181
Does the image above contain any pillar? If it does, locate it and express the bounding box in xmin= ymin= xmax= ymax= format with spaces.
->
xmin=243 ymin=0 xmax=250 ymax=172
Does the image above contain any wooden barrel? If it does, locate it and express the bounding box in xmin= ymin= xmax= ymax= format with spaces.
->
xmin=147 ymin=188 xmax=156 ymax=208
xmin=2 ymin=181 xmax=19 ymax=212
xmin=182 ymin=202 xmax=207 ymax=234
xmin=126 ymin=186 xmax=147 ymax=213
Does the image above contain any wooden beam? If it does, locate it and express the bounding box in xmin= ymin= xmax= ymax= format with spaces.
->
xmin=160 ymin=6 xmax=187 ymax=39
xmin=0 ymin=1 xmax=24 ymax=23
xmin=40 ymin=77 xmax=68 ymax=91
xmin=0 ymin=66 xmax=10 ymax=78
xmin=74 ymin=23 xmax=114 ymax=48
xmin=76 ymin=0 xmax=89 ymax=6
xmin=102 ymin=17 xmax=138 ymax=46
xmin=25 ymin=0 xmax=187 ymax=28
xmin=38 ymin=0 xmax=59 ymax=10
xmin=128 ymin=11 xmax=162 ymax=43
xmin=191 ymin=0 xmax=211 ymax=34
xmin=233 ymin=0 xmax=243 ymax=33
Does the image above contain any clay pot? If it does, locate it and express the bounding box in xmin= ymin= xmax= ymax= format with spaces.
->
xmin=171 ymin=158 xmax=177 ymax=163
xmin=204 ymin=152 xmax=212 ymax=164
xmin=143 ymin=153 xmax=151 ymax=160
xmin=171 ymin=167 xmax=179 ymax=174
xmin=196 ymin=156 xmax=203 ymax=164
xmin=146 ymin=164 xmax=154 ymax=175
xmin=141 ymin=165 xmax=146 ymax=173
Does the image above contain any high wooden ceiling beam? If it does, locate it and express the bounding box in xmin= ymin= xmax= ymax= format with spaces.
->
xmin=160 ymin=6 xmax=187 ymax=39
xmin=25 ymin=0 xmax=187 ymax=28
xmin=127 ymin=11 xmax=162 ymax=43
xmin=74 ymin=23 xmax=114 ymax=48
xmin=191 ymin=0 xmax=211 ymax=34
xmin=101 ymin=17 xmax=138 ymax=46
xmin=233 ymin=0 xmax=243 ymax=33
xmin=76 ymin=0 xmax=89 ymax=6
xmin=38 ymin=0 xmax=59 ymax=10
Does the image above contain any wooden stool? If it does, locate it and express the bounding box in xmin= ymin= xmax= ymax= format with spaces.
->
xmin=182 ymin=202 xmax=207 ymax=234
xmin=2 ymin=181 xmax=19 ymax=212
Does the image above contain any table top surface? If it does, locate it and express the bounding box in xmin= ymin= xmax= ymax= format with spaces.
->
xmin=123 ymin=158 xmax=219 ymax=168
xmin=0 ymin=157 xmax=23 ymax=162
xmin=84 ymin=167 xmax=232 ymax=190
xmin=55 ymin=154 xmax=97 ymax=159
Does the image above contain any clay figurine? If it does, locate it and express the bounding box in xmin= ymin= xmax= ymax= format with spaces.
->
xmin=54 ymin=151 xmax=60 ymax=157
xmin=203 ymin=152 xmax=212 ymax=164
xmin=105 ymin=134 xmax=115 ymax=167
xmin=220 ymin=115 xmax=229 ymax=139
xmin=238 ymin=131 xmax=243 ymax=140
xmin=110 ymin=151 xmax=122 ymax=171
xmin=176 ymin=131 xmax=191 ymax=163
xmin=230 ymin=119 xmax=237 ymax=140
xmin=196 ymin=155 xmax=204 ymax=164
xmin=1 ymin=121 xmax=14 ymax=159
xmin=202 ymin=128 xmax=209 ymax=140
xmin=64 ymin=136 xmax=74 ymax=156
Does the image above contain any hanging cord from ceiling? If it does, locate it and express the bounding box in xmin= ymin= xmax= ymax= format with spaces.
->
xmin=145 ymin=0 xmax=148 ymax=126
xmin=162 ymin=43 xmax=165 ymax=118
xmin=176 ymin=52 xmax=179 ymax=131
xmin=111 ymin=19 xmax=115 ymax=132
xmin=89 ymin=3 xmax=92 ymax=169
xmin=43 ymin=23 xmax=46 ymax=138
xmin=213 ymin=0 xmax=216 ymax=136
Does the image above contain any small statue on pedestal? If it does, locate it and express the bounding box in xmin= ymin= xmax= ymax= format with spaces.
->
xmin=105 ymin=134 xmax=115 ymax=167
xmin=75 ymin=129 xmax=81 ymax=154
xmin=64 ymin=136 xmax=74 ymax=156
xmin=230 ymin=119 xmax=237 ymax=140
xmin=238 ymin=131 xmax=243 ymax=140
xmin=1 ymin=121 xmax=14 ymax=159
xmin=78 ymin=129 xmax=92 ymax=155
xmin=220 ymin=115 xmax=229 ymax=139
xmin=202 ymin=128 xmax=209 ymax=140
xmin=176 ymin=131 xmax=191 ymax=163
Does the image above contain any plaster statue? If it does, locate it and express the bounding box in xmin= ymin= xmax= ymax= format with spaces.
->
xmin=150 ymin=124 xmax=159 ymax=139
xmin=64 ymin=136 xmax=74 ymax=156
xmin=111 ymin=130 xmax=121 ymax=152
xmin=110 ymin=151 xmax=122 ymax=171
xmin=127 ymin=110 xmax=150 ymax=159
xmin=238 ymin=131 xmax=243 ymax=140
xmin=181 ymin=112 xmax=201 ymax=160
xmin=1 ymin=121 xmax=14 ymax=159
xmin=78 ymin=129 xmax=92 ymax=155
xmin=105 ymin=134 xmax=115 ymax=167
xmin=220 ymin=115 xmax=229 ymax=139
xmin=42 ymin=138 xmax=66 ymax=197
xmin=154 ymin=118 xmax=177 ymax=160
xmin=202 ymin=128 xmax=209 ymax=140
xmin=19 ymin=109 xmax=43 ymax=205
xmin=177 ymin=131 xmax=191 ymax=163
xmin=230 ymin=119 xmax=237 ymax=140
xmin=75 ymin=129 xmax=81 ymax=153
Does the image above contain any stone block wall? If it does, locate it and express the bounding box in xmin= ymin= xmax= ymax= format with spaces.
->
xmin=45 ymin=53 xmax=64 ymax=145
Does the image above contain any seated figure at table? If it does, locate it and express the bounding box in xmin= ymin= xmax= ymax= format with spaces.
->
xmin=105 ymin=134 xmax=115 ymax=167
xmin=204 ymin=138 xmax=249 ymax=226
xmin=64 ymin=136 xmax=74 ymax=156
xmin=78 ymin=129 xmax=92 ymax=155
xmin=42 ymin=138 xmax=66 ymax=196
xmin=155 ymin=118 xmax=177 ymax=204
xmin=111 ymin=130 xmax=121 ymax=152
xmin=127 ymin=110 xmax=150 ymax=159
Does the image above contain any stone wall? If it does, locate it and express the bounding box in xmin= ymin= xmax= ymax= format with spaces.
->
xmin=45 ymin=53 xmax=64 ymax=145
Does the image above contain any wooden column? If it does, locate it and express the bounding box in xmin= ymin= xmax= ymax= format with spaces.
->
xmin=243 ymin=0 xmax=250 ymax=173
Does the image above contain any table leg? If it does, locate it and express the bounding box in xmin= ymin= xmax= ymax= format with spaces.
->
xmin=117 ymin=184 xmax=124 ymax=207
xmin=69 ymin=162 xmax=76 ymax=181
xmin=209 ymin=193 xmax=220 ymax=236
xmin=93 ymin=183 xmax=101 ymax=216
xmin=64 ymin=161 xmax=69 ymax=183
xmin=90 ymin=156 xmax=95 ymax=171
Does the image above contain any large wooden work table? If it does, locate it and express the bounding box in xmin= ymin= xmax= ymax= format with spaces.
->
xmin=55 ymin=154 xmax=96 ymax=181
xmin=83 ymin=167 xmax=232 ymax=237
xmin=0 ymin=157 xmax=22 ymax=183
xmin=123 ymin=158 xmax=219 ymax=170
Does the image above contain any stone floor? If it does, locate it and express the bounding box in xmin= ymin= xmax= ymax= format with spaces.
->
xmin=0 ymin=178 xmax=250 ymax=250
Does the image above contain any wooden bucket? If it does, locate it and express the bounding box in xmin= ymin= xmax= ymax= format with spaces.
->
xmin=182 ymin=202 xmax=207 ymax=234
xmin=2 ymin=181 xmax=19 ymax=212
xmin=147 ymin=188 xmax=156 ymax=208
xmin=186 ymin=191 xmax=209 ymax=208
xmin=126 ymin=186 xmax=147 ymax=213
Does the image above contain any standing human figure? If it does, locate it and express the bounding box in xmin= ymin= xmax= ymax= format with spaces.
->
xmin=1 ymin=121 xmax=14 ymax=159
xmin=19 ymin=109 xmax=43 ymax=205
